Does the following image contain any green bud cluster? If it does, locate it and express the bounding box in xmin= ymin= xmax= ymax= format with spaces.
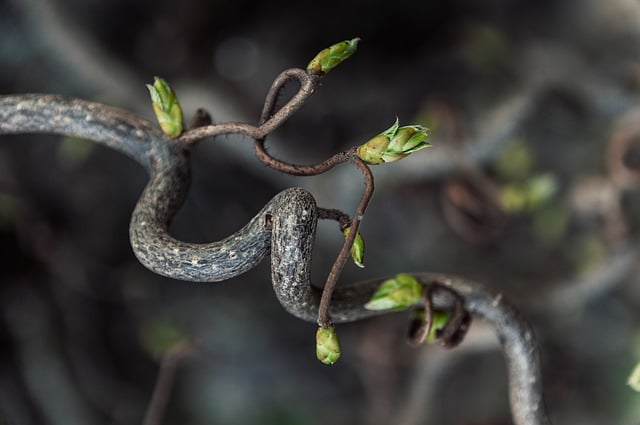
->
xmin=357 ymin=119 xmax=430 ymax=165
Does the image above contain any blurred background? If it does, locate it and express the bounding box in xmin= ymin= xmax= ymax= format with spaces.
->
xmin=2 ymin=0 xmax=640 ymax=424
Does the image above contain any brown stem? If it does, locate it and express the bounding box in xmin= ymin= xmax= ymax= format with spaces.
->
xmin=176 ymin=68 xmax=318 ymax=148
xmin=318 ymin=208 xmax=352 ymax=230
xmin=317 ymin=156 xmax=374 ymax=328
xmin=254 ymin=145 xmax=357 ymax=176
xmin=245 ymin=65 xmax=378 ymax=327
xmin=175 ymin=121 xmax=262 ymax=147
xmin=407 ymin=286 xmax=436 ymax=346
xmin=259 ymin=68 xmax=318 ymax=125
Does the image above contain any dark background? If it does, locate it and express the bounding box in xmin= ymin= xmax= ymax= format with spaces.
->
xmin=2 ymin=0 xmax=640 ymax=424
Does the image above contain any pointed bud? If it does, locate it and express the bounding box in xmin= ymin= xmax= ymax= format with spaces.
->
xmin=343 ymin=226 xmax=365 ymax=268
xmin=364 ymin=274 xmax=424 ymax=311
xmin=357 ymin=119 xmax=430 ymax=165
xmin=307 ymin=38 xmax=360 ymax=75
xmin=316 ymin=326 xmax=341 ymax=365
xmin=146 ymin=77 xmax=184 ymax=137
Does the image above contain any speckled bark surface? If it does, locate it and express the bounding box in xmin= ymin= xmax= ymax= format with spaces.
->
xmin=0 ymin=94 xmax=550 ymax=425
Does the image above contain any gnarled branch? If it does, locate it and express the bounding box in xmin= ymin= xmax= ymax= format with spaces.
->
xmin=0 ymin=75 xmax=550 ymax=425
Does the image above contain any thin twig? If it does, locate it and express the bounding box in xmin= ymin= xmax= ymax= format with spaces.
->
xmin=0 ymin=65 xmax=551 ymax=425
xmin=317 ymin=156 xmax=374 ymax=327
xmin=407 ymin=285 xmax=435 ymax=346
xmin=177 ymin=68 xmax=318 ymax=147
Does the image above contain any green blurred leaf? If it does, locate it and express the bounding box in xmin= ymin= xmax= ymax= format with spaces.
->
xmin=140 ymin=318 xmax=185 ymax=358
xmin=495 ymin=141 xmax=534 ymax=181
xmin=532 ymin=203 xmax=569 ymax=245
xmin=500 ymin=184 xmax=528 ymax=213
xmin=499 ymin=173 xmax=558 ymax=214
xmin=57 ymin=136 xmax=95 ymax=165
xmin=628 ymin=361 xmax=640 ymax=392
xmin=525 ymin=174 xmax=558 ymax=209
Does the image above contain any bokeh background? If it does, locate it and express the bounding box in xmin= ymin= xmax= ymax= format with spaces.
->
xmin=2 ymin=0 xmax=640 ymax=424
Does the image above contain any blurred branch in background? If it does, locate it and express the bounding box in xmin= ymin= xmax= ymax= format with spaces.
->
xmin=143 ymin=340 xmax=198 ymax=425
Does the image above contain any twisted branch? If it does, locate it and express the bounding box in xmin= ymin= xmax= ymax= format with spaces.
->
xmin=0 ymin=64 xmax=551 ymax=424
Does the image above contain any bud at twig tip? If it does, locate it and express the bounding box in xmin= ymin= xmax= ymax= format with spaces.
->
xmin=307 ymin=38 xmax=360 ymax=75
xmin=316 ymin=326 xmax=341 ymax=365
xmin=146 ymin=76 xmax=184 ymax=138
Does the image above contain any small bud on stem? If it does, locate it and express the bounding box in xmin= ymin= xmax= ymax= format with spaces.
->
xmin=343 ymin=226 xmax=365 ymax=268
xmin=147 ymin=77 xmax=184 ymax=138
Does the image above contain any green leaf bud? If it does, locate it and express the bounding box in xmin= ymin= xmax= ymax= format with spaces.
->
xmin=343 ymin=226 xmax=365 ymax=268
xmin=307 ymin=38 xmax=360 ymax=75
xmin=146 ymin=77 xmax=184 ymax=137
xmin=357 ymin=119 xmax=430 ymax=165
xmin=365 ymin=273 xmax=424 ymax=311
xmin=316 ymin=326 xmax=341 ymax=365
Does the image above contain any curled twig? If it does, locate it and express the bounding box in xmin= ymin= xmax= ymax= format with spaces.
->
xmin=407 ymin=283 xmax=471 ymax=347
xmin=0 ymin=60 xmax=550 ymax=425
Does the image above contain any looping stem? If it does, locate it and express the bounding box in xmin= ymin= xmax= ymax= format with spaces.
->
xmin=172 ymin=64 xmax=376 ymax=329
xmin=408 ymin=285 xmax=436 ymax=346
xmin=176 ymin=68 xmax=318 ymax=148
xmin=407 ymin=282 xmax=472 ymax=347
xmin=0 ymin=79 xmax=551 ymax=425
xmin=318 ymin=208 xmax=352 ymax=230
xmin=230 ymin=65 xmax=377 ymax=329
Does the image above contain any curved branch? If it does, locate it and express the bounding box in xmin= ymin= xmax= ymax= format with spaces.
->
xmin=0 ymin=95 xmax=273 ymax=281
xmin=270 ymin=266 xmax=550 ymax=425
xmin=0 ymin=95 xmax=171 ymax=173
xmin=0 ymin=93 xmax=550 ymax=425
